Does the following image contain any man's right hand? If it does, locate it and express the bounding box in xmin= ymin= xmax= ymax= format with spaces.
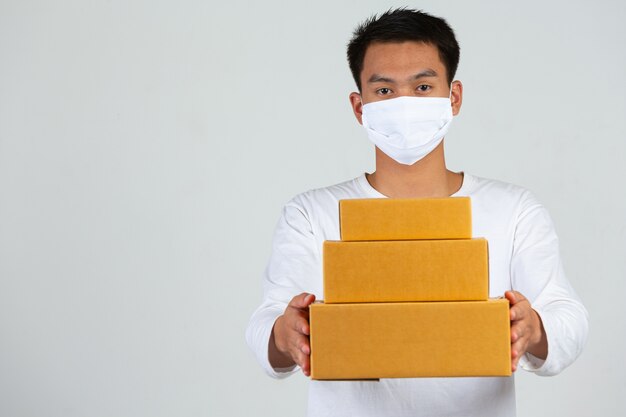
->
xmin=269 ymin=293 xmax=316 ymax=376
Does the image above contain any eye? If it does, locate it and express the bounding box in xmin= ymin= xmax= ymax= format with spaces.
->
xmin=416 ymin=84 xmax=431 ymax=93
xmin=376 ymin=87 xmax=392 ymax=96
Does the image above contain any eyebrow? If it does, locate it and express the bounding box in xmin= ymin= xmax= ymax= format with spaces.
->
xmin=367 ymin=69 xmax=439 ymax=84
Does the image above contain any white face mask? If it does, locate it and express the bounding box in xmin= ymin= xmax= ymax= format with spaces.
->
xmin=361 ymin=95 xmax=454 ymax=165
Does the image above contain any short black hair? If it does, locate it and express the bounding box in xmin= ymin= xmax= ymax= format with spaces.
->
xmin=347 ymin=8 xmax=460 ymax=91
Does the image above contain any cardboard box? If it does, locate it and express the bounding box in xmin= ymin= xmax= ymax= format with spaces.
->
xmin=309 ymin=299 xmax=511 ymax=380
xmin=339 ymin=197 xmax=472 ymax=241
xmin=323 ymin=238 xmax=489 ymax=303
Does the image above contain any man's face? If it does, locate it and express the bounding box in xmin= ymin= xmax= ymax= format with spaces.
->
xmin=349 ymin=41 xmax=462 ymax=123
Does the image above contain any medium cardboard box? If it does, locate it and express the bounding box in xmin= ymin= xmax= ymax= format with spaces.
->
xmin=339 ymin=197 xmax=472 ymax=241
xmin=309 ymin=299 xmax=511 ymax=380
xmin=323 ymin=238 xmax=489 ymax=303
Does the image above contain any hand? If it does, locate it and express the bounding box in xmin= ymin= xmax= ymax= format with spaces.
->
xmin=505 ymin=290 xmax=548 ymax=372
xmin=270 ymin=293 xmax=316 ymax=376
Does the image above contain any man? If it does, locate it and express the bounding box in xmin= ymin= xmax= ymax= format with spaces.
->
xmin=246 ymin=8 xmax=588 ymax=417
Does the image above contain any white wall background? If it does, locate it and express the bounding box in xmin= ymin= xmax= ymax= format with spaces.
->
xmin=0 ymin=0 xmax=624 ymax=416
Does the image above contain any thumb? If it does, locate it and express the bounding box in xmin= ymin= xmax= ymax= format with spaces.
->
xmin=290 ymin=292 xmax=316 ymax=309
xmin=505 ymin=290 xmax=518 ymax=305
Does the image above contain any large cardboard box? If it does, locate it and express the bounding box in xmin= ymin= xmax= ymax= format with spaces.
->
xmin=339 ymin=197 xmax=472 ymax=241
xmin=309 ymin=299 xmax=511 ymax=380
xmin=323 ymin=238 xmax=489 ymax=303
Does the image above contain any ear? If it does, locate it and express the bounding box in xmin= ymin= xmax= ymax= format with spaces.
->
xmin=349 ymin=92 xmax=364 ymax=125
xmin=451 ymin=81 xmax=463 ymax=116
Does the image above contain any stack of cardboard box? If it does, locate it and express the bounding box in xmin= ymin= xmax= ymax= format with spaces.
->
xmin=309 ymin=197 xmax=511 ymax=380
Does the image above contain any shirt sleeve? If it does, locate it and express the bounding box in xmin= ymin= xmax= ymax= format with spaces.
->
xmin=510 ymin=191 xmax=589 ymax=376
xmin=245 ymin=200 xmax=322 ymax=379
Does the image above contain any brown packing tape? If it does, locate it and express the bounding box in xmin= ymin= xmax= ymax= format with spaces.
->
xmin=323 ymin=238 xmax=489 ymax=303
xmin=309 ymin=299 xmax=511 ymax=380
xmin=339 ymin=197 xmax=472 ymax=241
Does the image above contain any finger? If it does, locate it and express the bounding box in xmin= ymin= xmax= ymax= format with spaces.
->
xmin=511 ymin=339 xmax=527 ymax=365
xmin=511 ymin=338 xmax=526 ymax=357
xmin=506 ymin=290 xmax=528 ymax=304
xmin=512 ymin=353 xmax=522 ymax=371
xmin=511 ymin=321 xmax=527 ymax=343
xmin=290 ymin=315 xmax=310 ymax=335
xmin=512 ymin=291 xmax=526 ymax=302
xmin=301 ymin=321 xmax=310 ymax=336
xmin=289 ymin=292 xmax=316 ymax=309
xmin=300 ymin=351 xmax=311 ymax=376
xmin=297 ymin=336 xmax=311 ymax=356
xmin=289 ymin=333 xmax=311 ymax=356
xmin=509 ymin=303 xmax=529 ymax=321
xmin=511 ymin=347 xmax=522 ymax=372
xmin=504 ymin=291 xmax=517 ymax=305
xmin=514 ymin=328 xmax=525 ymax=342
xmin=291 ymin=339 xmax=311 ymax=375
xmin=293 ymin=348 xmax=307 ymax=369
xmin=510 ymin=328 xmax=517 ymax=343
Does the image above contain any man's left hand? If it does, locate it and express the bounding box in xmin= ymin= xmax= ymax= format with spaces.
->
xmin=505 ymin=290 xmax=548 ymax=372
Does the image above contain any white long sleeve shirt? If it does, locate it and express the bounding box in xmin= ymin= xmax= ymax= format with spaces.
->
xmin=246 ymin=172 xmax=588 ymax=417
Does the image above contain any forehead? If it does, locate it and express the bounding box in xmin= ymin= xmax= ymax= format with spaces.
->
xmin=361 ymin=41 xmax=445 ymax=79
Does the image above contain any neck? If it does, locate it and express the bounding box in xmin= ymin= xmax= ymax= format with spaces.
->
xmin=367 ymin=141 xmax=463 ymax=198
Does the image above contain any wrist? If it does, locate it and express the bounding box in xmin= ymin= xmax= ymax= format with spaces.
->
xmin=269 ymin=315 xmax=295 ymax=368
xmin=272 ymin=315 xmax=286 ymax=353
xmin=528 ymin=309 xmax=548 ymax=359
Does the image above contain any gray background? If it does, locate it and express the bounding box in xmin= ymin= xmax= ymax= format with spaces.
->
xmin=0 ymin=0 xmax=624 ymax=416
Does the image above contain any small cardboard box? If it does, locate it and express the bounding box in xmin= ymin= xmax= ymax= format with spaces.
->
xmin=339 ymin=197 xmax=472 ymax=241
xmin=309 ymin=299 xmax=511 ymax=380
xmin=323 ymin=238 xmax=489 ymax=303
